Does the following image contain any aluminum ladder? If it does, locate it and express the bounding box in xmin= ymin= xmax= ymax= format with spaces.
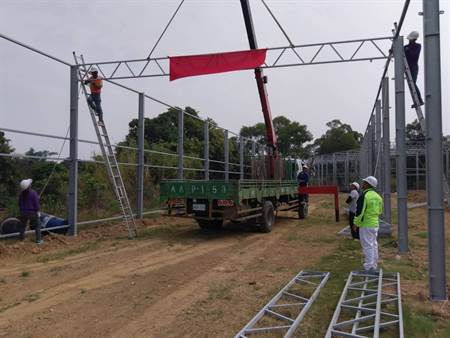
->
xmin=403 ymin=55 xmax=450 ymax=203
xmin=73 ymin=53 xmax=137 ymax=239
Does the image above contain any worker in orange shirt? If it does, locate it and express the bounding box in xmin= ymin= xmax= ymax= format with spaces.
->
xmin=84 ymin=67 xmax=104 ymax=125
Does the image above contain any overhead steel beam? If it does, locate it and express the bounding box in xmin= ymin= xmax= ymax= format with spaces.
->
xmin=78 ymin=37 xmax=392 ymax=81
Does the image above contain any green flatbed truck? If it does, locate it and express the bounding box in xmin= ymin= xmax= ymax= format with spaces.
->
xmin=160 ymin=179 xmax=300 ymax=232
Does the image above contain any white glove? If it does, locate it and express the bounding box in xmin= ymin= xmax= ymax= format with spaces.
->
xmin=37 ymin=212 xmax=41 ymax=218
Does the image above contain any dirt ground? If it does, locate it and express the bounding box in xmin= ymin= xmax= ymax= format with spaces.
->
xmin=0 ymin=193 xmax=449 ymax=338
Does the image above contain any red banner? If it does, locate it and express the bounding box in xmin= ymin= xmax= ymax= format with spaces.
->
xmin=169 ymin=49 xmax=267 ymax=81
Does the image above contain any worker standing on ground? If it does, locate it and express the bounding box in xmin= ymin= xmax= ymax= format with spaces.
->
xmin=84 ymin=67 xmax=104 ymax=125
xmin=354 ymin=176 xmax=383 ymax=273
xmin=346 ymin=182 xmax=360 ymax=240
xmin=297 ymin=164 xmax=309 ymax=203
xmin=18 ymin=179 xmax=43 ymax=245
xmin=404 ymin=30 xmax=424 ymax=107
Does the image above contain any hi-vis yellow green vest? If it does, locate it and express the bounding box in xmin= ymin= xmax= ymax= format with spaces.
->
xmin=354 ymin=188 xmax=383 ymax=228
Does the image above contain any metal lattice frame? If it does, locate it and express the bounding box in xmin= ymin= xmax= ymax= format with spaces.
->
xmin=234 ymin=271 xmax=330 ymax=338
xmin=325 ymin=270 xmax=404 ymax=338
xmin=78 ymin=37 xmax=392 ymax=80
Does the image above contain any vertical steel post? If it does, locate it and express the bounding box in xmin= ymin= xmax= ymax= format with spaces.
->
xmin=423 ymin=0 xmax=447 ymax=301
xmin=239 ymin=136 xmax=244 ymax=180
xmin=68 ymin=66 xmax=78 ymax=236
xmin=367 ymin=119 xmax=374 ymax=174
xmin=251 ymin=140 xmax=256 ymax=159
xmin=177 ymin=109 xmax=184 ymax=179
xmin=345 ymin=152 xmax=349 ymax=188
xmin=204 ymin=120 xmax=209 ymax=180
xmin=136 ymin=92 xmax=145 ymax=219
xmin=382 ymin=77 xmax=391 ymax=224
xmin=332 ymin=153 xmax=337 ymax=185
xmin=224 ymin=129 xmax=229 ymax=181
xmin=446 ymin=150 xmax=449 ymax=180
xmin=375 ymin=100 xmax=382 ymax=187
xmin=394 ymin=35 xmax=408 ymax=252
xmin=416 ymin=152 xmax=420 ymax=190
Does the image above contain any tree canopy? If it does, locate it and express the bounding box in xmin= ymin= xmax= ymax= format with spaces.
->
xmin=240 ymin=116 xmax=313 ymax=158
xmin=313 ymin=119 xmax=362 ymax=155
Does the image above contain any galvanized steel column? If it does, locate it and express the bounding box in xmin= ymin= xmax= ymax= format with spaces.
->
xmin=136 ymin=92 xmax=145 ymax=219
xmin=382 ymin=77 xmax=391 ymax=224
xmin=345 ymin=152 xmax=349 ymax=188
xmin=177 ymin=109 xmax=184 ymax=179
xmin=224 ymin=130 xmax=229 ymax=181
xmin=416 ymin=152 xmax=420 ymax=190
xmin=204 ymin=120 xmax=209 ymax=180
xmin=251 ymin=140 xmax=256 ymax=159
xmin=332 ymin=153 xmax=337 ymax=185
xmin=423 ymin=0 xmax=447 ymax=300
xmin=68 ymin=66 xmax=78 ymax=236
xmin=394 ymin=35 xmax=408 ymax=253
xmin=375 ymin=100 xmax=382 ymax=186
xmin=239 ymin=136 xmax=244 ymax=180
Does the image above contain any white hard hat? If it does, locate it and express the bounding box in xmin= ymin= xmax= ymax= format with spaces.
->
xmin=20 ymin=178 xmax=33 ymax=191
xmin=351 ymin=182 xmax=360 ymax=190
xmin=89 ymin=66 xmax=98 ymax=73
xmin=362 ymin=176 xmax=378 ymax=188
xmin=407 ymin=31 xmax=419 ymax=40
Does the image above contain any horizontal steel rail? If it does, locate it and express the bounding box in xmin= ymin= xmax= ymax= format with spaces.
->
xmin=235 ymin=271 xmax=330 ymax=338
xmin=0 ymin=209 xmax=163 ymax=239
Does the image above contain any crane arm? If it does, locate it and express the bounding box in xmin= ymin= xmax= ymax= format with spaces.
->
xmin=239 ymin=0 xmax=278 ymax=175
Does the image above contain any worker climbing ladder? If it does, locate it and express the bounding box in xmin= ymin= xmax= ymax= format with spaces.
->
xmin=73 ymin=53 xmax=137 ymax=239
xmin=403 ymin=55 xmax=450 ymax=203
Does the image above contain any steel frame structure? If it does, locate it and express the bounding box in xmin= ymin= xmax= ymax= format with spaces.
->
xmin=234 ymin=271 xmax=330 ymax=337
xmin=325 ymin=270 xmax=404 ymax=338
xmin=77 ymin=37 xmax=391 ymax=81
xmin=0 ymin=0 xmax=447 ymax=300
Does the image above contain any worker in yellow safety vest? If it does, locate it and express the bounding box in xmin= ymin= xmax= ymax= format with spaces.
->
xmin=84 ymin=67 xmax=104 ymax=126
xmin=354 ymin=176 xmax=383 ymax=273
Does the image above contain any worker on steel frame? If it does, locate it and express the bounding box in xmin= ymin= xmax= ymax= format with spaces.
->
xmin=297 ymin=164 xmax=309 ymax=204
xmin=84 ymin=67 xmax=104 ymax=126
xmin=354 ymin=176 xmax=383 ymax=273
xmin=404 ymin=30 xmax=424 ymax=107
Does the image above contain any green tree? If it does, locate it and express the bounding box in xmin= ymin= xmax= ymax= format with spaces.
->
xmin=406 ymin=119 xmax=425 ymax=144
xmin=314 ymin=119 xmax=362 ymax=154
xmin=240 ymin=116 xmax=313 ymax=158
xmin=0 ymin=131 xmax=16 ymax=209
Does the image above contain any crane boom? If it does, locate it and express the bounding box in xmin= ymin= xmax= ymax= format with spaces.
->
xmin=239 ymin=0 xmax=278 ymax=178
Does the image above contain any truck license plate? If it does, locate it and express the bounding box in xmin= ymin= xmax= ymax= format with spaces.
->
xmin=193 ymin=204 xmax=206 ymax=211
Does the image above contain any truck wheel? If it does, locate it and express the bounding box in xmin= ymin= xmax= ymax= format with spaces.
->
xmin=259 ymin=201 xmax=275 ymax=233
xmin=196 ymin=219 xmax=223 ymax=230
xmin=298 ymin=202 xmax=308 ymax=219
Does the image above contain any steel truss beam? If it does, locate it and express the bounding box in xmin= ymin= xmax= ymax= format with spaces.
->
xmin=325 ymin=270 xmax=404 ymax=338
xmin=234 ymin=271 xmax=330 ymax=338
xmin=79 ymin=37 xmax=391 ymax=80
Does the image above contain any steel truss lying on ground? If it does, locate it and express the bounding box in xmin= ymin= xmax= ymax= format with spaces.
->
xmin=234 ymin=271 xmax=330 ymax=338
xmin=326 ymin=269 xmax=404 ymax=338
xmin=79 ymin=37 xmax=391 ymax=80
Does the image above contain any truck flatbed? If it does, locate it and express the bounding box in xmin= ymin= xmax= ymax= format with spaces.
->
xmin=160 ymin=179 xmax=300 ymax=232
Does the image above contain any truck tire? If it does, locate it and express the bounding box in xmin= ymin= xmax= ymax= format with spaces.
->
xmin=196 ymin=219 xmax=223 ymax=230
xmin=298 ymin=202 xmax=308 ymax=219
xmin=259 ymin=201 xmax=275 ymax=233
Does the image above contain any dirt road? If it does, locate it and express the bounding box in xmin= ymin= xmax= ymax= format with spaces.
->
xmin=0 ymin=196 xmax=342 ymax=338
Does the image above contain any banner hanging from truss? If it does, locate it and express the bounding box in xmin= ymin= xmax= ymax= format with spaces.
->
xmin=169 ymin=49 xmax=267 ymax=81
